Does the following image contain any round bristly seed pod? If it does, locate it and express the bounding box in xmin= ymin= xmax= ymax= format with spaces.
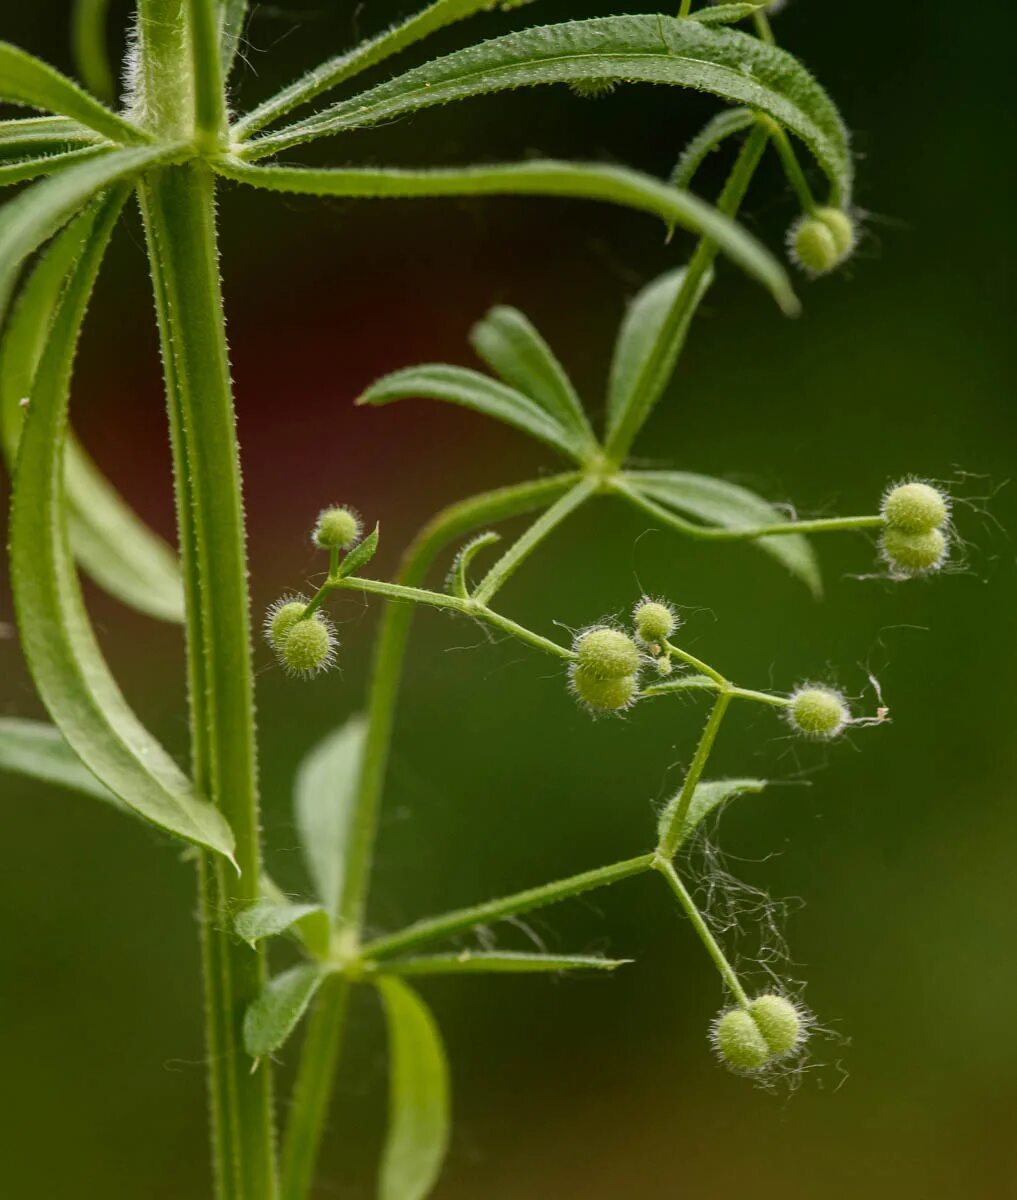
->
xmin=788 ymin=685 xmax=850 ymax=740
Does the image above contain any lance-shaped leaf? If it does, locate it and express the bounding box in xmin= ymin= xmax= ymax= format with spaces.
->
xmin=0 ymin=41 xmax=147 ymax=145
xmin=235 ymin=897 xmax=331 ymax=958
xmin=670 ymin=107 xmax=756 ymax=190
xmin=0 ymin=145 xmax=110 ymax=189
xmin=0 ymin=717 xmax=124 ymax=810
xmin=622 ymin=470 xmax=822 ymax=595
xmin=0 ymin=205 xmax=185 ymax=623
xmin=336 ymin=524 xmax=380 ymax=579
xmin=692 ymin=2 xmax=765 ymax=25
xmin=243 ymin=963 xmax=329 ymax=1059
xmin=234 ymin=0 xmax=537 ymax=138
xmin=8 ymin=192 xmax=236 ymax=862
xmin=448 ymin=530 xmax=500 ymax=599
xmin=295 ymin=717 xmax=367 ymax=918
xmin=216 ymin=157 xmax=796 ymax=313
xmin=378 ymin=951 xmax=632 ymax=976
xmin=657 ymin=778 xmax=767 ymax=849
xmin=359 ymin=364 xmax=584 ymax=461
xmin=606 ymin=266 xmax=712 ymax=447
xmin=0 ymin=116 xmax=105 ymax=156
xmin=469 ymin=305 xmax=595 ymax=452
xmin=378 ymin=977 xmax=451 ymax=1200
xmin=244 ymin=16 xmax=852 ymax=203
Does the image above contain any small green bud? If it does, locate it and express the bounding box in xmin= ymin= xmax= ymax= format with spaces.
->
xmin=712 ymin=1008 xmax=770 ymax=1071
xmin=880 ymin=526 xmax=948 ymax=577
xmin=574 ymin=626 xmax=641 ymax=679
xmin=264 ymin=595 xmax=309 ymax=650
xmin=748 ymin=993 xmax=803 ymax=1058
xmin=633 ymin=598 xmax=676 ymax=645
xmin=881 ymin=481 xmax=949 ymax=535
xmin=656 ymin=655 xmax=673 ymax=678
xmin=789 ymin=686 xmax=850 ymax=740
xmin=570 ymin=666 xmax=639 ymax=713
xmin=313 ymin=505 xmax=362 ymax=550
xmin=279 ymin=614 xmax=336 ymax=677
xmin=789 ymin=208 xmax=855 ymax=275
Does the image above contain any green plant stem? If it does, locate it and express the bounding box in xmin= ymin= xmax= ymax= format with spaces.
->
xmin=280 ymin=471 xmax=579 ymax=1200
xmin=663 ymin=640 xmax=728 ymax=686
xmin=472 ymin=477 xmax=597 ymax=605
xmin=760 ymin=116 xmax=817 ymax=214
xmin=753 ymin=8 xmax=775 ymax=44
xmin=188 ymin=0 xmax=228 ymax=148
xmin=139 ymin=162 xmax=275 ymax=1200
xmin=657 ymin=692 xmax=731 ymax=859
xmin=614 ymin=477 xmax=884 ymax=540
xmin=71 ymin=0 xmax=114 ymax=102
xmin=653 ymin=856 xmax=748 ymax=1006
xmin=604 ymin=124 xmax=769 ymax=464
xmin=361 ymin=855 xmax=656 ymax=960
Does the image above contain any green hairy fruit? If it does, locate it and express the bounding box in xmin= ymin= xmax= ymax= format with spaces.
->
xmin=789 ymin=686 xmax=850 ymax=739
xmin=882 ymin=481 xmax=949 ymax=534
xmin=880 ymin=526 xmax=949 ymax=576
xmin=313 ymin=505 xmax=362 ymax=549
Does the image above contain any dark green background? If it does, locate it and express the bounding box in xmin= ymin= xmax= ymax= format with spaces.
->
xmin=1 ymin=2 xmax=1015 ymax=1196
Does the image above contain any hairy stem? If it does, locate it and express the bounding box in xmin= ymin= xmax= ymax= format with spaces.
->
xmin=280 ymin=472 xmax=579 ymax=1199
xmin=657 ymin=692 xmax=731 ymax=859
xmin=140 ymin=162 xmax=276 ymax=1199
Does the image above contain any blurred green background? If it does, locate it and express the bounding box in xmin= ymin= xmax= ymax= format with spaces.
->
xmin=2 ymin=1 xmax=1015 ymax=1196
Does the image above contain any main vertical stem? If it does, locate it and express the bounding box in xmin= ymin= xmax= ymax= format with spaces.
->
xmin=140 ymin=163 xmax=277 ymax=1199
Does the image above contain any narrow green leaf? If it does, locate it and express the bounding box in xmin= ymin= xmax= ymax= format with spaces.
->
xmin=0 ymin=717 xmax=124 ymax=810
xmin=243 ymin=963 xmax=328 ymax=1058
xmin=0 ymin=41 xmax=146 ymax=145
xmin=336 ymin=524 xmax=380 ymax=579
xmin=234 ymin=0 xmax=537 ymax=139
xmin=295 ymin=717 xmax=367 ymax=918
xmin=235 ymin=898 xmax=331 ymax=956
xmin=358 ymin=363 xmax=584 ymax=461
xmin=216 ymin=157 xmax=796 ymax=313
xmin=8 ymin=192 xmax=236 ymax=862
xmin=625 ymin=470 xmax=822 ymax=594
xmin=244 ymin=15 xmax=851 ymax=203
xmin=259 ymin=873 xmax=332 ymax=959
xmin=72 ymin=0 xmax=115 ymax=102
xmin=657 ymin=777 xmax=767 ymax=847
xmin=379 ymin=951 xmax=632 ymax=976
xmin=691 ymin=3 xmax=765 ymax=26
xmin=0 ymin=145 xmax=174 ymax=315
xmin=605 ymin=266 xmax=712 ymax=446
xmin=0 ymin=145 xmax=110 ymax=188
xmin=378 ymin=977 xmax=451 ymax=1200
xmin=469 ymin=305 xmax=595 ymax=450
xmin=448 ymin=530 xmax=500 ymax=599
xmin=0 ymin=202 xmax=185 ymax=622
xmin=219 ymin=0 xmax=248 ymax=77
xmin=0 ymin=116 xmax=104 ymax=155
xmin=670 ymin=107 xmax=755 ymax=191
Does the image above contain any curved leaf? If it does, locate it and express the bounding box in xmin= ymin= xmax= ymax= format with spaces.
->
xmin=295 ymin=717 xmax=367 ymax=918
xmin=8 ymin=192 xmax=235 ymax=861
xmin=0 ymin=717 xmax=124 ymax=810
xmin=245 ymin=16 xmax=852 ymax=202
xmin=219 ymin=157 xmax=795 ymax=313
xmin=358 ymin=363 xmax=584 ymax=460
xmin=692 ymin=3 xmax=765 ymax=25
xmin=0 ymin=41 xmax=146 ymax=145
xmin=624 ymin=470 xmax=822 ymax=594
xmin=670 ymin=107 xmax=755 ymax=190
xmin=606 ymin=266 xmax=712 ymax=445
xmin=0 ymin=206 xmax=185 ymax=622
xmin=657 ymin=777 xmax=767 ymax=848
xmin=447 ymin=529 xmax=500 ymax=599
xmin=469 ymin=304 xmax=594 ymax=449
xmin=378 ymin=977 xmax=451 ymax=1200
xmin=243 ymin=963 xmax=328 ymax=1058
xmin=235 ymin=897 xmax=330 ymax=956
xmin=379 ymin=951 xmax=632 ymax=975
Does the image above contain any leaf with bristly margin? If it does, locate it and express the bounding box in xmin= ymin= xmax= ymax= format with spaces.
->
xmin=0 ymin=41 xmax=147 ymax=145
xmin=235 ymin=897 xmax=331 ymax=958
xmin=245 ymin=16 xmax=851 ymax=204
xmin=670 ymin=107 xmax=755 ymax=190
xmin=378 ymin=977 xmax=451 ymax=1200
xmin=0 ymin=116 xmax=104 ymax=156
xmin=295 ymin=717 xmax=366 ymax=918
xmin=260 ymin=873 xmax=333 ymax=959
xmin=657 ymin=778 xmax=767 ymax=848
xmin=336 ymin=524 xmax=380 ymax=579
xmin=358 ymin=363 xmax=585 ymax=461
xmin=605 ymin=266 xmax=712 ymax=448
xmin=469 ymin=305 xmax=594 ymax=450
xmin=378 ymin=951 xmax=632 ymax=976
xmin=0 ymin=205 xmax=185 ymax=623
xmin=448 ymin=530 xmax=500 ymax=599
xmin=0 ymin=717 xmax=125 ymax=810
xmin=8 ymin=191 xmax=236 ymax=862
xmin=692 ymin=3 xmax=765 ymax=25
xmin=625 ymin=470 xmax=822 ymax=595
xmin=243 ymin=963 xmax=329 ymax=1059
xmin=216 ymin=157 xmax=795 ymax=313
xmin=0 ymin=145 xmax=109 ymax=189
